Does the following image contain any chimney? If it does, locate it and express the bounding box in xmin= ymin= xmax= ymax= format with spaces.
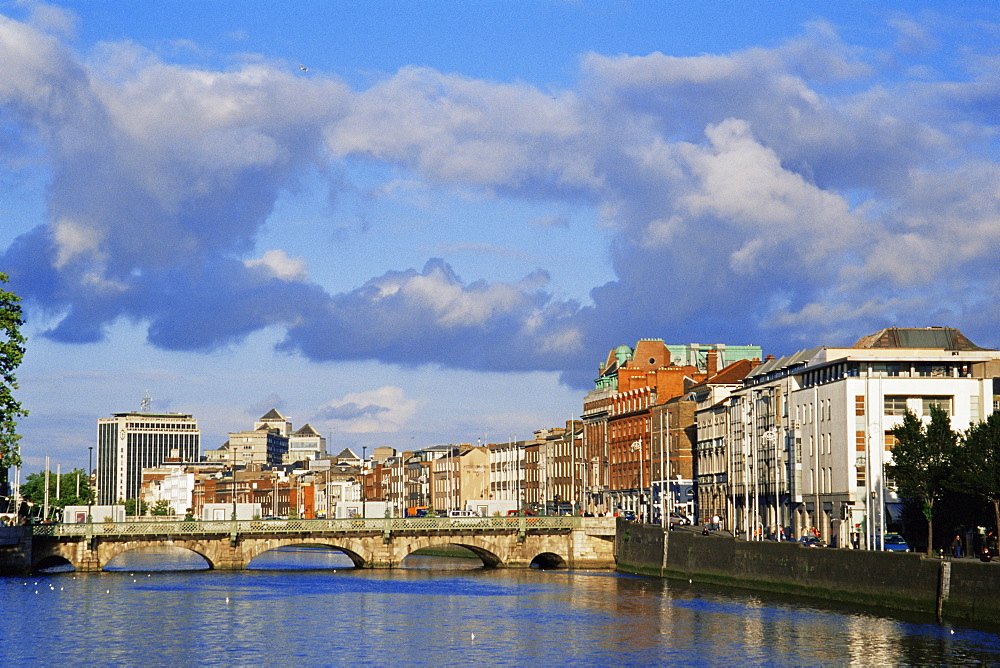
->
xmin=707 ymin=349 xmax=719 ymax=377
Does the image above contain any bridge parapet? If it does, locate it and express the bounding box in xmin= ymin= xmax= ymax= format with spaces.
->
xmin=31 ymin=515 xmax=589 ymax=538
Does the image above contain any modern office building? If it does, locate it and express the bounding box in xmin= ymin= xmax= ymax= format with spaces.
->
xmin=728 ymin=326 xmax=1000 ymax=548
xmin=287 ymin=423 xmax=327 ymax=462
xmin=225 ymin=425 xmax=289 ymax=468
xmin=96 ymin=410 xmax=200 ymax=505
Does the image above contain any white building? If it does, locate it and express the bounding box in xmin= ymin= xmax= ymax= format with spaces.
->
xmin=287 ymin=424 xmax=327 ymax=462
xmin=729 ymin=327 xmax=1000 ymax=548
xmin=96 ymin=410 xmax=200 ymax=505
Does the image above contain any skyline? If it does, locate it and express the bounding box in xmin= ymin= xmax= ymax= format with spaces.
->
xmin=3 ymin=2 xmax=1000 ymax=472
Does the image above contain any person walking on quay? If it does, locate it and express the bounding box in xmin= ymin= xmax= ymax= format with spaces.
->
xmin=952 ymin=534 xmax=963 ymax=558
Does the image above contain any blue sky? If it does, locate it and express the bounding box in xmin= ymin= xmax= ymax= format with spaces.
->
xmin=3 ymin=1 xmax=1000 ymax=474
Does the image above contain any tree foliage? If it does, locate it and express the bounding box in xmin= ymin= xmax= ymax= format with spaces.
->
xmin=953 ymin=411 xmax=1000 ymax=540
xmin=887 ymin=405 xmax=957 ymax=556
xmin=20 ymin=468 xmax=93 ymax=512
xmin=0 ymin=273 xmax=28 ymax=480
xmin=122 ymin=498 xmax=148 ymax=516
xmin=151 ymin=499 xmax=173 ymax=516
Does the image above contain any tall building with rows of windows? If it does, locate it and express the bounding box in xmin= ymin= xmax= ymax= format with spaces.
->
xmin=96 ymin=410 xmax=200 ymax=505
xmin=727 ymin=326 xmax=1000 ymax=548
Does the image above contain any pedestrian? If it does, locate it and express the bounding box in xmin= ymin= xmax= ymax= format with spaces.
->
xmin=952 ymin=534 xmax=962 ymax=558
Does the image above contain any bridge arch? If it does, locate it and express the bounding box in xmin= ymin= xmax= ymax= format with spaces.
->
xmin=530 ymin=552 xmax=567 ymax=569
xmin=100 ymin=541 xmax=214 ymax=570
xmin=30 ymin=541 xmax=79 ymax=572
xmin=394 ymin=536 xmax=504 ymax=568
xmin=241 ymin=538 xmax=366 ymax=568
xmin=34 ymin=553 xmax=74 ymax=572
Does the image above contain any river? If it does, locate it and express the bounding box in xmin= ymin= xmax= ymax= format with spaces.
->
xmin=3 ymin=547 xmax=1000 ymax=665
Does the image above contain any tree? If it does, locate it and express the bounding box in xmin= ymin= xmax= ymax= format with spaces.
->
xmin=0 ymin=272 xmax=28 ymax=497
xmin=20 ymin=468 xmax=93 ymax=513
xmin=122 ymin=498 xmax=148 ymax=516
xmin=887 ymin=405 xmax=958 ymax=557
xmin=151 ymin=499 xmax=173 ymax=516
xmin=953 ymin=411 xmax=1000 ymax=538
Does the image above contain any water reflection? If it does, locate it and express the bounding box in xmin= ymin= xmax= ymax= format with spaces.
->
xmin=248 ymin=546 xmax=355 ymax=570
xmin=5 ymin=556 xmax=999 ymax=665
xmin=105 ymin=546 xmax=209 ymax=571
xmin=68 ymin=544 xmax=497 ymax=573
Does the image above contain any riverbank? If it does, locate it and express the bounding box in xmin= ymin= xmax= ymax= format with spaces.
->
xmin=614 ymin=520 xmax=1000 ymax=628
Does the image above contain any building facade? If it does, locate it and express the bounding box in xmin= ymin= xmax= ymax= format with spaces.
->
xmin=96 ymin=410 xmax=200 ymax=505
xmin=287 ymin=423 xmax=327 ymax=462
xmin=729 ymin=327 xmax=1000 ymax=548
xmin=589 ymin=339 xmax=762 ymax=520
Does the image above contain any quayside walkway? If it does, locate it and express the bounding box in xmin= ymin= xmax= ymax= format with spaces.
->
xmin=1 ymin=516 xmax=616 ymax=573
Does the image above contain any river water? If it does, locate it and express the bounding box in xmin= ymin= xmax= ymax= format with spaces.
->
xmin=3 ymin=547 xmax=1000 ymax=665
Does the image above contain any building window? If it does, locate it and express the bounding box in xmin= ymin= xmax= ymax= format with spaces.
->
xmin=884 ymin=432 xmax=897 ymax=451
xmin=916 ymin=364 xmax=949 ymax=378
xmin=884 ymin=396 xmax=908 ymax=416
xmin=922 ymin=396 xmax=952 ymax=417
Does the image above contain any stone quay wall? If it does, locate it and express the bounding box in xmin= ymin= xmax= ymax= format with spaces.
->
xmin=614 ymin=519 xmax=1000 ymax=628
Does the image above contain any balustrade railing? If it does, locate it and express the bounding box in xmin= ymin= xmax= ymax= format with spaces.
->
xmin=30 ymin=515 xmax=585 ymax=538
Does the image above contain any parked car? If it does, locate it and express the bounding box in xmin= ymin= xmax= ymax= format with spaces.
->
xmin=669 ymin=513 xmax=691 ymax=526
xmin=799 ymin=536 xmax=825 ymax=548
xmin=882 ymin=534 xmax=910 ymax=552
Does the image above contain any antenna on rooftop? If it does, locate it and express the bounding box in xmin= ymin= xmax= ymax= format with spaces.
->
xmin=140 ymin=391 xmax=152 ymax=413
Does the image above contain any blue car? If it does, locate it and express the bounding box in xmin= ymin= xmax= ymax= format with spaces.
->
xmin=883 ymin=534 xmax=910 ymax=552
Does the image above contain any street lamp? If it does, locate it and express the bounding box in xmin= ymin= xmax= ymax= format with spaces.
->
xmin=630 ymin=440 xmax=641 ymax=521
xmin=87 ymin=446 xmax=93 ymax=523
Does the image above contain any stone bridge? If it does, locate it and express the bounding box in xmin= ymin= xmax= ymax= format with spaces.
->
xmin=3 ymin=516 xmax=616 ymax=573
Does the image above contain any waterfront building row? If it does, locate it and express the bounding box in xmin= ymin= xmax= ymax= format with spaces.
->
xmin=95 ymin=327 xmax=1000 ymax=549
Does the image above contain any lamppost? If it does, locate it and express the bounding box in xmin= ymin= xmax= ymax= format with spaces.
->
xmin=629 ymin=440 xmax=641 ymax=520
xmin=361 ymin=446 xmax=367 ymax=519
xmin=762 ymin=429 xmax=777 ymax=536
xmin=87 ymin=446 xmax=93 ymax=523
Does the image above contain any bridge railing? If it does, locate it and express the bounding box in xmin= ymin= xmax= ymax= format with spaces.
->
xmin=30 ymin=515 xmax=585 ymax=538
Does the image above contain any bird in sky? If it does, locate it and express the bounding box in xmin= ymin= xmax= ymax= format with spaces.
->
xmin=300 ymin=64 xmax=308 ymax=71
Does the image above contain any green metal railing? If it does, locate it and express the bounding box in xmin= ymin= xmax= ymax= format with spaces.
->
xmin=30 ymin=515 xmax=586 ymax=539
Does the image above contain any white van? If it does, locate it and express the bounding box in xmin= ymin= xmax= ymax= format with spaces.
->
xmin=448 ymin=510 xmax=476 ymax=517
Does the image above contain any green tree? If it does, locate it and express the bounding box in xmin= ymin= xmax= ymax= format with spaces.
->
xmin=151 ymin=499 xmax=173 ymax=516
xmin=20 ymin=468 xmax=93 ymax=515
xmin=0 ymin=272 xmax=28 ymax=496
xmin=953 ymin=411 xmax=1000 ymax=538
xmin=887 ymin=405 xmax=958 ymax=556
xmin=122 ymin=498 xmax=148 ymax=516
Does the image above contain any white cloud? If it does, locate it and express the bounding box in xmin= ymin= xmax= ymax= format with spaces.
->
xmin=7 ymin=7 xmax=1000 ymax=377
xmin=245 ymin=249 xmax=308 ymax=281
xmin=316 ymin=386 xmax=422 ymax=434
xmin=52 ymin=217 xmax=102 ymax=269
